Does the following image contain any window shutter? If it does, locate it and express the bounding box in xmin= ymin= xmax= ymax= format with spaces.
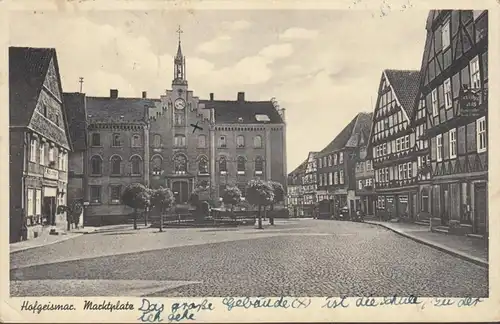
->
xmin=457 ymin=125 xmax=466 ymax=155
xmin=443 ymin=131 xmax=449 ymax=160
xmin=466 ymin=121 xmax=476 ymax=152
xmin=431 ymin=137 xmax=437 ymax=160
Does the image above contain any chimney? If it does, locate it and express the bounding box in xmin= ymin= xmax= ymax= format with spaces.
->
xmin=110 ymin=89 xmax=118 ymax=99
xmin=209 ymin=93 xmax=214 ymax=101
xmin=237 ymin=92 xmax=245 ymax=102
xmin=142 ymin=91 xmax=147 ymax=99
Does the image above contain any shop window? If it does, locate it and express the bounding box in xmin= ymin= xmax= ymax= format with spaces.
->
xmin=90 ymin=186 xmax=102 ymax=203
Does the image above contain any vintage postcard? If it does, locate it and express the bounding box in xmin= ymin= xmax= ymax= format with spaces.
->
xmin=1 ymin=0 xmax=499 ymax=322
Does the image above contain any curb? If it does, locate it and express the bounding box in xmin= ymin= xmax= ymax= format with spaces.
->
xmin=10 ymin=233 xmax=84 ymax=254
xmin=366 ymin=221 xmax=488 ymax=268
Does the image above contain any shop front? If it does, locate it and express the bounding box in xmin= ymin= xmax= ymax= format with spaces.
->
xmin=376 ymin=187 xmax=418 ymax=221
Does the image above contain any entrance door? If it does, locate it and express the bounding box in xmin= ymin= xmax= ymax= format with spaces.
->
xmin=441 ymin=185 xmax=450 ymax=226
xmin=474 ymin=183 xmax=487 ymax=235
xmin=172 ymin=181 xmax=189 ymax=204
xmin=43 ymin=197 xmax=56 ymax=226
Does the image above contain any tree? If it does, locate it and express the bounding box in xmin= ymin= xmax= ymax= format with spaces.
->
xmin=246 ymin=180 xmax=274 ymax=229
xmin=222 ymin=186 xmax=242 ymax=216
xmin=121 ymin=183 xmax=151 ymax=230
xmin=268 ymin=181 xmax=285 ymax=225
xmin=151 ymin=187 xmax=175 ymax=232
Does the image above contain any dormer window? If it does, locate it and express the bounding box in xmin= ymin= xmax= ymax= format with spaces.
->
xmin=238 ymin=117 xmax=244 ymax=123
xmin=255 ymin=114 xmax=270 ymax=122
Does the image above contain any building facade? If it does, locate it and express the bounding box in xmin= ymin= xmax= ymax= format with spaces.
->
xmin=419 ymin=10 xmax=488 ymax=236
xmin=369 ymin=70 xmax=421 ymax=221
xmin=302 ymin=152 xmax=318 ymax=217
xmin=354 ymin=134 xmax=376 ymax=216
xmin=316 ymin=113 xmax=372 ymax=218
xmin=9 ymin=47 xmax=72 ymax=242
xmin=287 ymin=160 xmax=307 ymax=217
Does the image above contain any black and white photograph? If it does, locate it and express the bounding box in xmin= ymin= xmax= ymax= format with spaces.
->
xmin=2 ymin=0 xmax=497 ymax=322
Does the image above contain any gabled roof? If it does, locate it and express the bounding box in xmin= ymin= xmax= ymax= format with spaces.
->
xmin=201 ymin=100 xmax=284 ymax=124
xmin=63 ymin=92 xmax=88 ymax=151
xmin=319 ymin=112 xmax=373 ymax=155
xmin=9 ymin=47 xmax=54 ymax=126
xmin=384 ymin=69 xmax=421 ymax=119
xmin=288 ymin=159 xmax=308 ymax=177
xmin=86 ymin=97 xmax=155 ymax=123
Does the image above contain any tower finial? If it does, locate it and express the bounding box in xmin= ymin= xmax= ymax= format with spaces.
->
xmin=176 ymin=25 xmax=183 ymax=43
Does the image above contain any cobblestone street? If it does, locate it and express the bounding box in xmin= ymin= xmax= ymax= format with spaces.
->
xmin=10 ymin=219 xmax=488 ymax=297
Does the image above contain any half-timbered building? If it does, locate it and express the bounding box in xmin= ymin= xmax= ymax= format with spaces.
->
xmin=369 ymin=70 xmax=421 ymax=221
xmin=287 ymin=159 xmax=307 ymax=217
xmin=419 ymin=10 xmax=488 ymax=236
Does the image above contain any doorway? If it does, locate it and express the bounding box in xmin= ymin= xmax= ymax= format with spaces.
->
xmin=441 ymin=185 xmax=450 ymax=226
xmin=43 ymin=197 xmax=56 ymax=226
xmin=172 ymin=180 xmax=189 ymax=204
xmin=474 ymin=183 xmax=487 ymax=235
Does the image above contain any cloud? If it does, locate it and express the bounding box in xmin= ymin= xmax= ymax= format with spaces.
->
xmin=222 ymin=20 xmax=252 ymax=31
xmin=280 ymin=27 xmax=319 ymax=40
xmin=197 ymin=35 xmax=232 ymax=54
xmin=258 ymin=43 xmax=294 ymax=59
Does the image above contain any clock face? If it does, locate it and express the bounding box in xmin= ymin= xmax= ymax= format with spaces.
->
xmin=174 ymin=98 xmax=186 ymax=110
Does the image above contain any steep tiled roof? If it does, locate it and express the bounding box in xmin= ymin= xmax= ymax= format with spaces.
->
xmin=63 ymin=93 xmax=88 ymax=151
xmin=86 ymin=97 xmax=155 ymax=123
xmin=200 ymin=100 xmax=284 ymax=124
xmin=9 ymin=47 xmax=54 ymax=126
xmin=384 ymin=69 xmax=421 ymax=119
xmin=289 ymin=159 xmax=308 ymax=177
xmin=319 ymin=112 xmax=373 ymax=155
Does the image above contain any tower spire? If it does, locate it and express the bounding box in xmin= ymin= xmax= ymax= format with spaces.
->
xmin=175 ymin=25 xmax=183 ymax=59
xmin=173 ymin=25 xmax=187 ymax=85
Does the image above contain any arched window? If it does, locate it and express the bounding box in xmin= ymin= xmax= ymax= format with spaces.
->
xmin=174 ymin=155 xmax=187 ymax=174
xmin=236 ymin=135 xmax=245 ymax=148
xmin=237 ymin=156 xmax=246 ymax=174
xmin=198 ymin=156 xmax=208 ymax=174
xmin=110 ymin=155 xmax=122 ymax=175
xmin=153 ymin=134 xmax=161 ymax=148
xmin=131 ymin=156 xmax=142 ymax=175
xmin=132 ymin=134 xmax=141 ymax=147
xmin=112 ymin=133 xmax=122 ymax=147
xmin=253 ymin=135 xmax=262 ymax=148
xmin=219 ymin=156 xmax=227 ymax=173
xmin=198 ymin=135 xmax=206 ymax=148
xmin=174 ymin=135 xmax=186 ymax=147
xmin=90 ymin=155 xmax=102 ymax=175
xmin=151 ymin=155 xmax=162 ymax=175
xmin=255 ymin=156 xmax=264 ymax=174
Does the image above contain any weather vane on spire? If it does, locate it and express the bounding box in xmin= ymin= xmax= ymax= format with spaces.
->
xmin=176 ymin=25 xmax=183 ymax=43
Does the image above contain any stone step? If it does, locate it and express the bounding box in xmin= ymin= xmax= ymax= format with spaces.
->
xmin=466 ymin=233 xmax=485 ymax=239
xmin=433 ymin=226 xmax=450 ymax=234
xmin=414 ymin=220 xmax=430 ymax=226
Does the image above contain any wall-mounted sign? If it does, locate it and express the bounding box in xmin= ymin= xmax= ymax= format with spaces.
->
xmin=460 ymin=88 xmax=484 ymax=117
xmin=399 ymin=196 xmax=408 ymax=203
xmin=44 ymin=167 xmax=59 ymax=180
xmin=386 ymin=197 xmax=394 ymax=203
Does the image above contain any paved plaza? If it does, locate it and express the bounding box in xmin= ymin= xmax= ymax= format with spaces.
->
xmin=10 ymin=219 xmax=488 ymax=297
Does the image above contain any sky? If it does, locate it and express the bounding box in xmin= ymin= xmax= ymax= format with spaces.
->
xmin=9 ymin=7 xmax=429 ymax=172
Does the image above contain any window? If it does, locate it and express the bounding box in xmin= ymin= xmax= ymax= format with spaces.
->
xmin=442 ymin=20 xmax=450 ymax=50
xmin=470 ymin=56 xmax=481 ymax=89
xmin=255 ymin=156 xmax=264 ymax=174
xmin=421 ymin=189 xmax=429 ymax=212
xmin=112 ymin=134 xmax=122 ymax=147
xmin=37 ymin=142 xmax=45 ymax=165
xmin=253 ymin=136 xmax=262 ymax=148
xmin=366 ymin=160 xmax=372 ymax=171
xmin=27 ymin=189 xmax=34 ymax=216
xmin=130 ymin=156 xmax=142 ymax=175
xmin=329 ymin=172 xmax=333 ymax=185
xmin=174 ymin=135 xmax=186 ymax=147
xmin=334 ymin=172 xmax=338 ymax=184
xmin=237 ymin=156 xmax=246 ymax=174
xmin=110 ymin=185 xmax=121 ymax=203
xmin=407 ymin=162 xmax=413 ymax=179
xmin=198 ymin=156 xmax=208 ymax=174
xmin=366 ymin=178 xmax=372 ymax=186
xmin=383 ymin=143 xmax=387 ymax=155
xmin=219 ymin=157 xmax=227 ymax=173
xmin=198 ymin=135 xmax=206 ymax=148
xmin=396 ymin=138 xmax=401 ymax=152
xmin=432 ymin=89 xmax=438 ymax=116
xmin=358 ymin=180 xmax=363 ymax=190
xmin=339 ymin=152 xmax=343 ymax=164
xmin=356 ymin=163 xmax=360 ymax=172
xmin=152 ymin=156 xmax=162 ymax=175
xmin=90 ymin=186 xmax=102 ymax=203
xmin=90 ymin=155 xmax=102 ymax=175
xmin=339 ymin=170 xmax=344 ymax=184
xmin=477 ymin=116 xmax=487 ymax=152
xmin=174 ymin=113 xmax=184 ymax=126
xmin=333 ymin=154 xmax=338 ymax=165
xmin=48 ymin=147 xmax=55 ymax=163
xmin=318 ymin=158 xmax=322 ymax=169
xmin=219 ymin=136 xmax=227 ymax=148
xmin=449 ymin=128 xmax=457 ymax=158
xmin=91 ymin=133 xmax=101 ymax=146
xmin=236 ymin=135 xmax=245 ymax=148
xmin=173 ymin=155 xmax=187 ymax=174
xmin=436 ymin=134 xmax=443 ymax=162
xmin=58 ymin=151 xmax=63 ymax=170
xmin=132 ymin=134 xmax=141 ymax=147
xmin=319 ymin=175 xmax=323 ymax=186
xmin=323 ymin=157 xmax=327 ymax=167
xmin=29 ymin=138 xmax=37 ymax=162
xmin=35 ymin=189 xmax=41 ymax=215
xmin=405 ymin=136 xmax=410 ymax=150
xmin=111 ymin=155 xmax=122 ymax=175
xmin=153 ymin=134 xmax=161 ymax=148
xmin=444 ymin=78 xmax=452 ymax=109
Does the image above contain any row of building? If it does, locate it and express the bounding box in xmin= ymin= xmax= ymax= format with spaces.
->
xmin=9 ymin=34 xmax=287 ymax=242
xmin=287 ymin=10 xmax=488 ymax=237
